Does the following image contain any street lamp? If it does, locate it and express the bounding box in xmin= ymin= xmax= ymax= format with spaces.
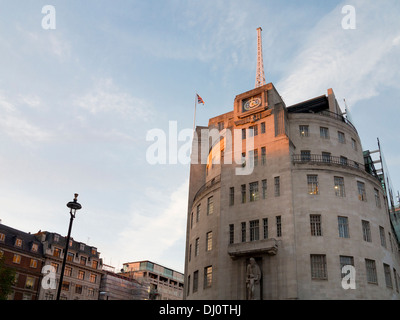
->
xmin=56 ymin=193 xmax=82 ymax=300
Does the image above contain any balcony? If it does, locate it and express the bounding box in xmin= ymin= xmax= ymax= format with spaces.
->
xmin=228 ymin=238 xmax=278 ymax=258
xmin=292 ymin=154 xmax=378 ymax=178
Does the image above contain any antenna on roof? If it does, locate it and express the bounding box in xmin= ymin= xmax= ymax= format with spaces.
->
xmin=255 ymin=27 xmax=266 ymax=88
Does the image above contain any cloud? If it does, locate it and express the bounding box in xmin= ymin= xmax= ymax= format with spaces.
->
xmin=74 ymin=78 xmax=153 ymax=120
xmin=116 ymin=179 xmax=188 ymax=270
xmin=276 ymin=0 xmax=400 ymax=108
xmin=0 ymin=92 xmax=51 ymax=145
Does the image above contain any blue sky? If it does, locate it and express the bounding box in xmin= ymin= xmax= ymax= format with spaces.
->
xmin=0 ymin=0 xmax=399 ymax=273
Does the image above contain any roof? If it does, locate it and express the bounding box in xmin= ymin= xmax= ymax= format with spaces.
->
xmin=0 ymin=223 xmax=44 ymax=257
xmin=287 ymin=95 xmax=329 ymax=114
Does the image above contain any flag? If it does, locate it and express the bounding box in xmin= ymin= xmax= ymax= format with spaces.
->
xmin=197 ymin=94 xmax=204 ymax=105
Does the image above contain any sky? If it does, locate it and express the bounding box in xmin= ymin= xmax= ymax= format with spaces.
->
xmin=0 ymin=0 xmax=399 ymax=273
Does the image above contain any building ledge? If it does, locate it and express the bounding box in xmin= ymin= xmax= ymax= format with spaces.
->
xmin=228 ymin=238 xmax=278 ymax=258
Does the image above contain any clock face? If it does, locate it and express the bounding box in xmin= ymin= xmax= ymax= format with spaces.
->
xmin=243 ymin=97 xmax=261 ymax=112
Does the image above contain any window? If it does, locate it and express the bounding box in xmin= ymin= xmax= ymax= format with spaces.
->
xmin=379 ymin=226 xmax=387 ymax=248
xmin=263 ymin=218 xmax=268 ymax=239
xmin=229 ymin=187 xmax=234 ymax=206
xmin=274 ymin=177 xmax=280 ymax=197
xmin=189 ymin=244 xmax=192 ymax=262
xmin=351 ymin=138 xmax=357 ymax=150
xmin=362 ymin=220 xmax=371 ymax=242
xmin=196 ymin=204 xmax=200 ymax=222
xmin=310 ymin=255 xmax=327 ymax=280
xmin=250 ymin=220 xmax=259 ymax=241
xmin=15 ymin=239 xmax=23 ymax=247
xmin=80 ymin=243 xmax=85 ymax=251
xmin=249 ymin=182 xmax=259 ymax=202
xmin=338 ymin=216 xmax=350 ymax=238
xmin=51 ymin=263 xmax=59 ymax=273
xmin=13 ymin=254 xmax=21 ymax=264
xmin=340 ymin=156 xmax=348 ymax=166
xmin=30 ymin=259 xmax=38 ymax=268
xmin=89 ymin=274 xmax=97 ymax=283
xmin=75 ymin=284 xmax=83 ymax=294
xmin=206 ymin=232 xmax=212 ymax=251
xmin=78 ymin=270 xmax=85 ymax=280
xmin=374 ymin=188 xmax=381 ymax=208
xmin=241 ymin=184 xmax=246 ymax=203
xmin=365 ymin=259 xmax=378 ymax=284
xmin=229 ymin=224 xmax=234 ymax=244
xmin=241 ymin=222 xmax=246 ymax=242
xmin=338 ymin=131 xmax=345 ymax=143
xmin=61 ymin=281 xmax=70 ymax=291
xmin=357 ymin=181 xmax=366 ymax=201
xmin=242 ymin=128 xmax=246 ymax=140
xmin=53 ymin=247 xmax=61 ymax=258
xmin=0 ymin=233 xmax=4 ymax=242
xmin=310 ymin=215 xmax=322 ymax=236
xmin=54 ymin=234 xmax=60 ymax=242
xmin=261 ymin=147 xmax=266 ymax=165
xmin=384 ymin=264 xmax=393 ymax=288
xmin=64 ymin=266 xmax=72 ymax=277
xmin=394 ymin=269 xmax=399 ymax=293
xmin=92 ymin=260 xmax=98 ymax=269
xmin=322 ymin=152 xmax=331 ymax=163
xmin=80 ymin=256 xmax=87 ymax=266
xmin=276 ymin=216 xmax=282 ymax=237
xmin=88 ymin=288 xmax=95 ymax=297
xmin=218 ymin=121 xmax=224 ymax=131
xmin=262 ymin=179 xmax=267 ymax=199
xmin=190 ymin=212 xmax=193 ymax=229
xmin=193 ymin=271 xmax=199 ymax=293
xmin=31 ymin=243 xmax=38 ymax=252
xmin=261 ymin=122 xmax=266 ymax=134
xmin=307 ymin=175 xmax=319 ymax=195
xmin=301 ymin=150 xmax=311 ymax=161
xmin=334 ymin=177 xmax=345 ymax=197
xmin=25 ymin=276 xmax=35 ymax=290
xmin=340 ymin=256 xmax=354 ymax=279
xmin=207 ymin=196 xmax=214 ymax=215
xmin=320 ymin=127 xmax=329 ymax=139
xmin=299 ymin=125 xmax=309 ymax=137
xmin=67 ymin=252 xmax=74 ymax=262
xmin=253 ymin=149 xmax=258 ymax=166
xmin=195 ymin=238 xmax=200 ymax=256
xmin=204 ymin=266 xmax=212 ymax=288
xmin=249 ymin=125 xmax=258 ymax=136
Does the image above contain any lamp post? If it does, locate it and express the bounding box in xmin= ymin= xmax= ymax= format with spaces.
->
xmin=56 ymin=193 xmax=82 ymax=300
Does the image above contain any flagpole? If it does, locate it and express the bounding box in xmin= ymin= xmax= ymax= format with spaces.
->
xmin=193 ymin=93 xmax=197 ymax=137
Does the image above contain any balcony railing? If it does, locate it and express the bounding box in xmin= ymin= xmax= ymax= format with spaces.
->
xmin=316 ymin=110 xmax=358 ymax=133
xmin=292 ymin=154 xmax=377 ymax=178
xmin=192 ymin=174 xmax=221 ymax=203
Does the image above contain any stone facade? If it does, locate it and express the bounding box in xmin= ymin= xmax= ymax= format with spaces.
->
xmin=184 ymin=83 xmax=400 ymax=300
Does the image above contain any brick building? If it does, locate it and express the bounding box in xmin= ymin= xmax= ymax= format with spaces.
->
xmin=0 ymin=223 xmax=45 ymax=300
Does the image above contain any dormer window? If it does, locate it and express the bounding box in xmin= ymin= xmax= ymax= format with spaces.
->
xmin=15 ymin=239 xmax=23 ymax=247
xmin=54 ymin=234 xmax=60 ymax=242
xmin=0 ymin=233 xmax=5 ymax=242
xmin=31 ymin=243 xmax=38 ymax=252
xmin=80 ymin=243 xmax=85 ymax=251
xmin=91 ymin=248 xmax=97 ymax=255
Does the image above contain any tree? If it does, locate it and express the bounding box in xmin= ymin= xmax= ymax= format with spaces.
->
xmin=0 ymin=256 xmax=16 ymax=300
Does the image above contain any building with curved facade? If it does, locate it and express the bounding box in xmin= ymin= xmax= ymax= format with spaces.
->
xmin=184 ymin=83 xmax=400 ymax=300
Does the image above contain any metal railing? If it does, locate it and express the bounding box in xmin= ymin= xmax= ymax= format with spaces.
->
xmin=316 ymin=110 xmax=358 ymax=133
xmin=192 ymin=174 xmax=221 ymax=204
xmin=292 ymin=154 xmax=375 ymax=176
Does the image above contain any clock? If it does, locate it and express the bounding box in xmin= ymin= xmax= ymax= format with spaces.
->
xmin=243 ymin=97 xmax=261 ymax=112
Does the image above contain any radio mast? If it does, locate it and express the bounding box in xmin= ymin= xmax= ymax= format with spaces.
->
xmin=255 ymin=27 xmax=266 ymax=88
